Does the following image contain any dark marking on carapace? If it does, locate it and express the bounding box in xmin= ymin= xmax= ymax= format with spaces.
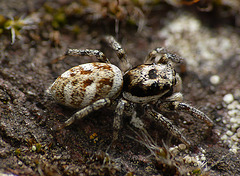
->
xmin=123 ymin=73 xmax=171 ymax=97
xmin=149 ymin=69 xmax=158 ymax=79
xmin=161 ymin=74 xmax=168 ymax=79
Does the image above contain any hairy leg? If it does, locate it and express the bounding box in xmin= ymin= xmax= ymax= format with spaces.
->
xmin=52 ymin=49 xmax=109 ymax=64
xmin=157 ymin=93 xmax=213 ymax=127
xmin=176 ymin=103 xmax=213 ymax=127
xmin=113 ymin=98 xmax=128 ymax=141
xmin=103 ymin=36 xmax=132 ymax=72
xmin=145 ymin=105 xmax=191 ymax=146
xmin=145 ymin=47 xmax=183 ymax=64
xmin=56 ymin=98 xmax=111 ymax=130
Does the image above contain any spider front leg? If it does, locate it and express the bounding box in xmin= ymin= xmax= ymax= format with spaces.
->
xmin=56 ymin=98 xmax=111 ymax=130
xmin=103 ymin=35 xmax=132 ymax=72
xmin=176 ymin=103 xmax=214 ymax=127
xmin=145 ymin=47 xmax=183 ymax=64
xmin=52 ymin=49 xmax=110 ymax=64
xmin=145 ymin=105 xmax=191 ymax=147
xmin=157 ymin=93 xmax=214 ymax=127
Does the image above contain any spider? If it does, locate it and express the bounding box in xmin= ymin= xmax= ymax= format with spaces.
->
xmin=47 ymin=36 xmax=213 ymax=147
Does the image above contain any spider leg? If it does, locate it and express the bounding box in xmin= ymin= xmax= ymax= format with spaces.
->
xmin=103 ymin=35 xmax=132 ymax=72
xmin=56 ymin=98 xmax=111 ymax=130
xmin=144 ymin=47 xmax=183 ymax=64
xmin=157 ymin=93 xmax=214 ymax=127
xmin=145 ymin=105 xmax=191 ymax=147
xmin=52 ymin=49 xmax=110 ymax=64
xmin=174 ymin=73 xmax=183 ymax=93
xmin=113 ymin=98 xmax=128 ymax=141
xmin=176 ymin=103 xmax=214 ymax=127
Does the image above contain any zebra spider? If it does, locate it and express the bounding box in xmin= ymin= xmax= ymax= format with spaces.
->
xmin=47 ymin=36 xmax=213 ymax=146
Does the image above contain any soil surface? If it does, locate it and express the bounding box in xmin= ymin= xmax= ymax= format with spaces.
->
xmin=0 ymin=0 xmax=240 ymax=175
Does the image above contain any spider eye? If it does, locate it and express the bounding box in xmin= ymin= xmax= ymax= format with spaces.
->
xmin=149 ymin=69 xmax=158 ymax=79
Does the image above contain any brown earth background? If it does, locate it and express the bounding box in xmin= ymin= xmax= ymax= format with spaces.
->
xmin=0 ymin=0 xmax=240 ymax=175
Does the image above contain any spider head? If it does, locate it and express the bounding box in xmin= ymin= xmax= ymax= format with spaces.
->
xmin=123 ymin=62 xmax=177 ymax=103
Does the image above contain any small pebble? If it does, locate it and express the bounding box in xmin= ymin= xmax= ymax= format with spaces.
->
xmin=228 ymin=110 xmax=239 ymax=117
xmin=200 ymin=156 xmax=206 ymax=161
xmin=191 ymin=157 xmax=198 ymax=163
xmin=178 ymin=144 xmax=186 ymax=150
xmin=210 ymin=75 xmax=220 ymax=85
xmin=169 ymin=147 xmax=179 ymax=156
xmin=18 ymin=160 xmax=23 ymax=166
xmin=195 ymin=155 xmax=199 ymax=160
xmin=226 ymin=124 xmax=231 ymax=129
xmin=222 ymin=119 xmax=227 ymax=124
xmin=32 ymin=145 xmax=36 ymax=151
xmin=221 ymin=134 xmax=228 ymax=141
xmin=183 ymin=156 xmax=192 ymax=163
xmin=230 ymin=148 xmax=238 ymax=154
xmin=231 ymin=135 xmax=239 ymax=142
xmin=223 ymin=94 xmax=234 ymax=104
xmin=201 ymin=148 xmax=206 ymax=154
xmin=230 ymin=145 xmax=238 ymax=154
xmin=234 ymin=89 xmax=240 ymax=99
xmin=237 ymin=129 xmax=240 ymax=138
xmin=231 ymin=124 xmax=239 ymax=132
xmin=227 ymin=101 xmax=239 ymax=110
xmin=226 ymin=130 xmax=234 ymax=136
xmin=230 ymin=117 xmax=238 ymax=123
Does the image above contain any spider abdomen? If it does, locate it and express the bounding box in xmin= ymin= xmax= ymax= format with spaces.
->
xmin=48 ymin=62 xmax=123 ymax=108
xmin=123 ymin=64 xmax=175 ymax=103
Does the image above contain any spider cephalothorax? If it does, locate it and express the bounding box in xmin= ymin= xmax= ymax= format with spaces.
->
xmin=123 ymin=62 xmax=177 ymax=103
xmin=47 ymin=36 xmax=213 ymax=146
